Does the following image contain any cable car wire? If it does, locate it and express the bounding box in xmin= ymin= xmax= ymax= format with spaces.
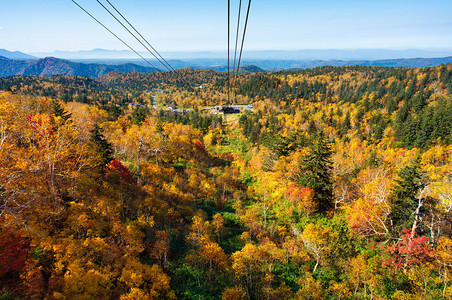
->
xmin=103 ymin=0 xmax=175 ymax=72
xmin=97 ymin=0 xmax=193 ymax=88
xmin=235 ymin=0 xmax=251 ymax=79
xmin=70 ymin=0 xmax=160 ymax=71
xmin=233 ymin=0 xmax=242 ymax=72
xmin=96 ymin=0 xmax=172 ymax=72
xmin=227 ymin=0 xmax=231 ymax=104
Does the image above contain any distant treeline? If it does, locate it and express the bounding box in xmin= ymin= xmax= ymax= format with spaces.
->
xmin=231 ymin=65 xmax=452 ymax=148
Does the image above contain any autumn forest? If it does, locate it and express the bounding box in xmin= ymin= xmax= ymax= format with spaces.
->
xmin=1 ymin=64 xmax=452 ymax=299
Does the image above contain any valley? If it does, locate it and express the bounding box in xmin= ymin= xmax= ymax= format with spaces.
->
xmin=0 ymin=63 xmax=451 ymax=298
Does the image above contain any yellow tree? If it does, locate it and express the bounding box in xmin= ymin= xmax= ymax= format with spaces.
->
xmin=301 ymin=223 xmax=336 ymax=272
xmin=119 ymin=257 xmax=175 ymax=299
xmin=231 ymin=241 xmax=285 ymax=298
xmin=345 ymin=167 xmax=394 ymax=237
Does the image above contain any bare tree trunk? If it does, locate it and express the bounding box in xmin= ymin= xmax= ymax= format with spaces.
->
xmin=411 ymin=185 xmax=429 ymax=239
xmin=313 ymin=259 xmax=319 ymax=272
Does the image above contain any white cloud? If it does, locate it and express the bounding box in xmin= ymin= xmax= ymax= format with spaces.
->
xmin=0 ymin=26 xmax=3 ymax=30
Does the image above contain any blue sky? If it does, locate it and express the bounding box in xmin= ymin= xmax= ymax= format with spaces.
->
xmin=0 ymin=0 xmax=451 ymax=53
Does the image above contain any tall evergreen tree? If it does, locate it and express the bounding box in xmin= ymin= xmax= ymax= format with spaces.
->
xmin=389 ymin=157 xmax=426 ymax=235
xmin=130 ymin=106 xmax=150 ymax=125
xmin=340 ymin=112 xmax=351 ymax=136
xmin=412 ymin=93 xmax=426 ymax=113
xmin=90 ymin=123 xmax=113 ymax=166
xmin=51 ymin=100 xmax=71 ymax=122
xmin=307 ymin=120 xmax=317 ymax=135
xmin=270 ymin=131 xmax=306 ymax=157
xmin=386 ymin=97 xmax=397 ymax=115
xmin=297 ymin=133 xmax=334 ymax=214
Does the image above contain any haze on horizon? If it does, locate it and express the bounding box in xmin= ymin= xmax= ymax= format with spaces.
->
xmin=0 ymin=0 xmax=451 ymax=55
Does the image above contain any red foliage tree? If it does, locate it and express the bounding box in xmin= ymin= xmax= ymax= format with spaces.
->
xmin=386 ymin=229 xmax=432 ymax=272
xmin=195 ymin=140 xmax=204 ymax=150
xmin=107 ymin=159 xmax=135 ymax=184
xmin=0 ymin=230 xmax=31 ymax=277
xmin=0 ymin=230 xmax=33 ymax=295
xmin=27 ymin=114 xmax=53 ymax=137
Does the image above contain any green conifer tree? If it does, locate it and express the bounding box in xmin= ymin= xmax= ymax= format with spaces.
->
xmin=389 ymin=157 xmax=426 ymax=235
xmin=297 ymin=133 xmax=334 ymax=214
xmin=51 ymin=100 xmax=71 ymax=122
xmin=386 ymin=97 xmax=397 ymax=115
xmin=307 ymin=120 xmax=317 ymax=135
xmin=90 ymin=123 xmax=113 ymax=166
xmin=340 ymin=112 xmax=351 ymax=136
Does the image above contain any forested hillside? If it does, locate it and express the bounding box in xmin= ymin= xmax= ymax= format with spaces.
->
xmin=0 ymin=57 xmax=160 ymax=78
xmin=1 ymin=64 xmax=452 ymax=299
xmin=0 ymin=69 xmax=225 ymax=106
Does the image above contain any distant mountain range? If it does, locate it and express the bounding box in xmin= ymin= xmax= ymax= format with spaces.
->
xmin=0 ymin=49 xmax=37 ymax=60
xmin=281 ymin=56 xmax=452 ymax=69
xmin=32 ymin=48 xmax=139 ymax=60
xmin=0 ymin=56 xmax=159 ymax=78
xmin=0 ymin=54 xmax=451 ymax=78
xmin=172 ymin=57 xmax=452 ymax=71
xmin=30 ymin=48 xmax=452 ymax=60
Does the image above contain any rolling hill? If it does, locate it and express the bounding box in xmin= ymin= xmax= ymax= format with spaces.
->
xmin=1 ymin=55 xmax=452 ymax=78
xmin=0 ymin=57 xmax=160 ymax=78
xmin=0 ymin=49 xmax=37 ymax=60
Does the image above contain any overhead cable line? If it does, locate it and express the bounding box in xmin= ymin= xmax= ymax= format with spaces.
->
xmin=235 ymin=0 xmax=252 ymax=79
xmin=232 ymin=0 xmax=242 ymax=72
xmin=103 ymin=0 xmax=175 ymax=72
xmin=98 ymin=0 xmax=193 ymax=89
xmin=227 ymin=0 xmax=231 ymax=104
xmin=96 ymin=0 xmax=172 ymax=72
xmin=70 ymin=0 xmax=160 ymax=71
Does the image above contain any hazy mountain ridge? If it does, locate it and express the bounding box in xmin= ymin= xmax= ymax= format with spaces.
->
xmin=1 ymin=55 xmax=452 ymax=78
xmin=0 ymin=49 xmax=37 ymax=60
xmin=31 ymin=48 xmax=452 ymax=60
xmin=285 ymin=56 xmax=452 ymax=69
xmin=0 ymin=57 xmax=160 ymax=78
